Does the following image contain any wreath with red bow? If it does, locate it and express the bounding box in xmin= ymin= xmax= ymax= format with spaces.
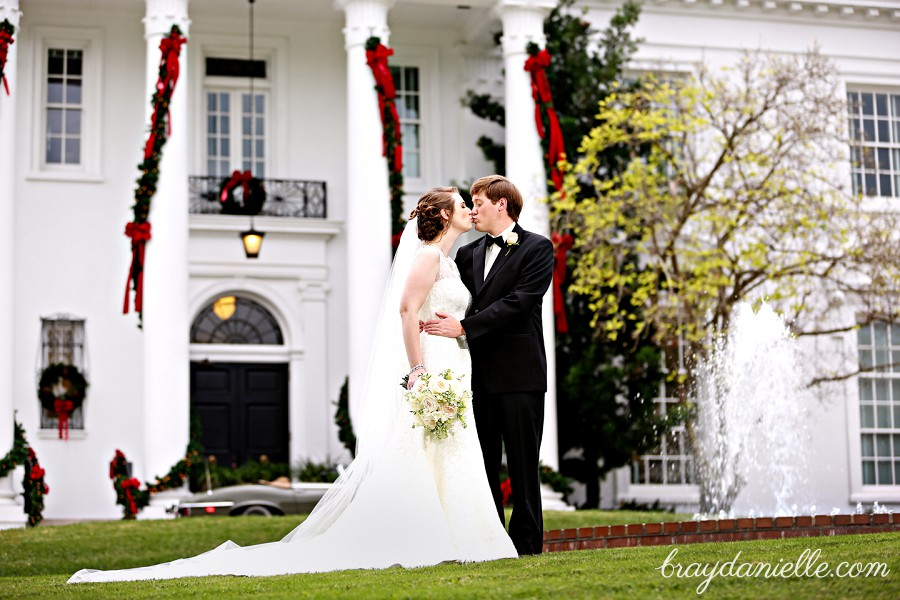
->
xmin=37 ymin=364 xmax=88 ymax=440
xmin=219 ymin=169 xmax=267 ymax=215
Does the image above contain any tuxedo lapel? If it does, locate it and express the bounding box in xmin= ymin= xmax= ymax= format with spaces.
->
xmin=473 ymin=237 xmax=487 ymax=295
xmin=483 ymin=223 xmax=524 ymax=288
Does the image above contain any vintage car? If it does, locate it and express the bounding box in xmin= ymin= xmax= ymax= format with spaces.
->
xmin=168 ymin=480 xmax=332 ymax=517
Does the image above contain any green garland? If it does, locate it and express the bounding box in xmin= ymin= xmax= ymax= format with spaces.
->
xmin=539 ymin=462 xmax=574 ymax=499
xmin=109 ymin=428 xmax=203 ymax=518
xmin=364 ymin=36 xmax=405 ymax=251
xmin=123 ymin=25 xmax=187 ymax=320
xmin=0 ymin=421 xmax=47 ymax=527
xmin=109 ymin=450 xmax=149 ymax=519
xmin=0 ymin=421 xmax=28 ymax=478
xmin=23 ymin=448 xmax=48 ymax=527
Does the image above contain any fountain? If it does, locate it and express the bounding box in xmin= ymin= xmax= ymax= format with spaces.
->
xmin=692 ymin=302 xmax=811 ymax=517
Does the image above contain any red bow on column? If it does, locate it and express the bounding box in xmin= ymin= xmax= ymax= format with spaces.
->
xmin=53 ymin=398 xmax=75 ymax=440
xmin=551 ymin=233 xmax=574 ymax=334
xmin=221 ymin=170 xmax=253 ymax=203
xmin=123 ymin=222 xmax=152 ymax=315
xmin=0 ymin=25 xmax=14 ymax=96
xmin=365 ymin=41 xmax=403 ymax=173
xmin=524 ymin=48 xmax=566 ymax=192
xmin=143 ymin=30 xmax=187 ymax=160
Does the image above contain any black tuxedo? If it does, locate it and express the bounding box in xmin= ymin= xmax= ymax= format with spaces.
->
xmin=456 ymin=223 xmax=554 ymax=555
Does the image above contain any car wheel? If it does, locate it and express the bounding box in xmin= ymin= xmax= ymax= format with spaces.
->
xmin=240 ymin=505 xmax=274 ymax=517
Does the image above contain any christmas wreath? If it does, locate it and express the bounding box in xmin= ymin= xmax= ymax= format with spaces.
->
xmin=37 ymin=364 xmax=88 ymax=440
xmin=219 ymin=169 xmax=266 ymax=215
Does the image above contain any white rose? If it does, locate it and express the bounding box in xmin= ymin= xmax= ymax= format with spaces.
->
xmin=430 ymin=378 xmax=450 ymax=394
xmin=423 ymin=415 xmax=437 ymax=429
xmin=442 ymin=404 xmax=458 ymax=419
xmin=507 ymin=231 xmax=519 ymax=245
xmin=421 ymin=396 xmax=438 ymax=413
xmin=412 ymin=377 xmax=428 ymax=394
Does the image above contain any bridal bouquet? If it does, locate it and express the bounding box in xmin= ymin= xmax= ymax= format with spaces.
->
xmin=404 ymin=369 xmax=470 ymax=440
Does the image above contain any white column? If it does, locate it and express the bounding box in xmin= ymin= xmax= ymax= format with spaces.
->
xmin=140 ymin=0 xmax=191 ymax=514
xmin=0 ymin=0 xmax=23 ymax=529
xmin=293 ymin=281 xmax=331 ymax=464
xmin=336 ymin=0 xmax=393 ymax=426
xmin=497 ymin=0 xmax=560 ymax=473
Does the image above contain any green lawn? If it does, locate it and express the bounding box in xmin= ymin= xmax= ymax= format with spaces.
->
xmin=2 ymin=511 xmax=897 ymax=599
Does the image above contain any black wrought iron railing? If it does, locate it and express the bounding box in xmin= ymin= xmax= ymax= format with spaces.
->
xmin=188 ymin=176 xmax=327 ymax=218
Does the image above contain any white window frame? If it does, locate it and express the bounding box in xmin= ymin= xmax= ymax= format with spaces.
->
xmin=190 ymin=35 xmax=288 ymax=179
xmin=848 ymin=319 xmax=900 ymax=503
xmin=28 ymin=27 xmax=103 ymax=182
xmin=846 ymin=86 xmax=900 ymax=200
xmin=388 ymin=47 xmax=439 ymax=196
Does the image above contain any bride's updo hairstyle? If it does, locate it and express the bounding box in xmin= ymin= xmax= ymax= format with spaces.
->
xmin=408 ymin=186 xmax=459 ymax=242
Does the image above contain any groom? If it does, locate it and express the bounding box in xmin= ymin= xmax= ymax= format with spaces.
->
xmin=424 ymin=175 xmax=554 ymax=555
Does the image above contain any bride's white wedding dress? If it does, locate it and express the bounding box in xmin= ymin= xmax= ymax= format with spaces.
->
xmin=69 ymin=235 xmax=516 ymax=583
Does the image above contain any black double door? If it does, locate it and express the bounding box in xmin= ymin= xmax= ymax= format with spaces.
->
xmin=190 ymin=362 xmax=289 ymax=466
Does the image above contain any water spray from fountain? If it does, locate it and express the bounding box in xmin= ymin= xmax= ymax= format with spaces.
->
xmin=692 ymin=302 xmax=810 ymax=517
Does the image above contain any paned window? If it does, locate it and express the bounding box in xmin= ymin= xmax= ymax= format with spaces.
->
xmin=191 ymin=296 xmax=283 ymax=345
xmin=40 ymin=317 xmax=86 ymax=431
xmin=847 ymin=91 xmax=900 ymax=198
xmin=391 ymin=65 xmax=421 ymax=179
xmin=44 ymin=48 xmax=83 ymax=165
xmin=205 ymin=90 xmax=267 ymax=178
xmin=857 ymin=321 xmax=900 ymax=485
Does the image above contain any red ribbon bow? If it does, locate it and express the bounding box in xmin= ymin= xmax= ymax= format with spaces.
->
xmin=121 ymin=477 xmax=142 ymax=515
xmin=552 ymin=233 xmax=574 ymax=333
xmin=365 ymin=42 xmax=403 ymax=172
xmin=54 ymin=398 xmax=75 ymax=440
xmin=0 ymin=29 xmax=14 ymax=96
xmin=221 ymin=170 xmax=253 ymax=203
xmin=524 ymin=49 xmax=566 ymax=192
xmin=123 ymin=221 xmax=152 ymax=315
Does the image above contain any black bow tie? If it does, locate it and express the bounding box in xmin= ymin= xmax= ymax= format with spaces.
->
xmin=486 ymin=234 xmax=506 ymax=249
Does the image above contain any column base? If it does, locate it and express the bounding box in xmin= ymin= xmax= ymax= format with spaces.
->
xmin=541 ymin=483 xmax=574 ymax=511
xmin=0 ymin=473 xmax=25 ymax=529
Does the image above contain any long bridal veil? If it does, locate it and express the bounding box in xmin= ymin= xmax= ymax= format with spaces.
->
xmin=282 ymin=217 xmax=422 ymax=542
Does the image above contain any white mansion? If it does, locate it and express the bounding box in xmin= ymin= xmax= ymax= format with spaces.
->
xmin=0 ymin=0 xmax=899 ymax=525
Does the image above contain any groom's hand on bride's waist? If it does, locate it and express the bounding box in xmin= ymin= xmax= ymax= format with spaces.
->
xmin=423 ymin=312 xmax=465 ymax=338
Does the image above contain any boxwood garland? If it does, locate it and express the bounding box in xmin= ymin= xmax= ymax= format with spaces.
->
xmin=0 ymin=420 xmax=48 ymax=527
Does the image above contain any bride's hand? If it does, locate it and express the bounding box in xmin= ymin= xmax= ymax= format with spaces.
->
xmin=407 ymin=366 xmax=425 ymax=390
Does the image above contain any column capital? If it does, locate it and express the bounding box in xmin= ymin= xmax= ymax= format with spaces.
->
xmin=0 ymin=0 xmax=22 ymax=27
xmin=335 ymin=0 xmax=394 ymax=49
xmin=143 ymin=0 xmax=191 ymax=39
xmin=495 ymin=0 xmax=555 ymax=58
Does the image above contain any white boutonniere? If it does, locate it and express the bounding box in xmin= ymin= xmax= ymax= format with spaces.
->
xmin=505 ymin=231 xmax=520 ymax=256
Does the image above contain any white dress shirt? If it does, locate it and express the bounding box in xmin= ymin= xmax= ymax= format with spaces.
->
xmin=484 ymin=222 xmax=517 ymax=277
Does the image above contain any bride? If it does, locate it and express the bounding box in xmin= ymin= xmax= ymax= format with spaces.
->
xmin=68 ymin=187 xmax=517 ymax=582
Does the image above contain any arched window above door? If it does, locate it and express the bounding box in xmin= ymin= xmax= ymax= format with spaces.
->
xmin=191 ymin=296 xmax=284 ymax=344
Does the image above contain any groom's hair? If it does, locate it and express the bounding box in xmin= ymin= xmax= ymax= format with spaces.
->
xmin=470 ymin=175 xmax=522 ymax=222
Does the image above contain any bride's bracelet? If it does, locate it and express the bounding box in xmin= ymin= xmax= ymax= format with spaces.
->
xmin=408 ymin=364 xmax=425 ymax=376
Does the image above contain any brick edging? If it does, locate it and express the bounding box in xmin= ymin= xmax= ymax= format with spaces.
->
xmin=542 ymin=513 xmax=900 ymax=552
